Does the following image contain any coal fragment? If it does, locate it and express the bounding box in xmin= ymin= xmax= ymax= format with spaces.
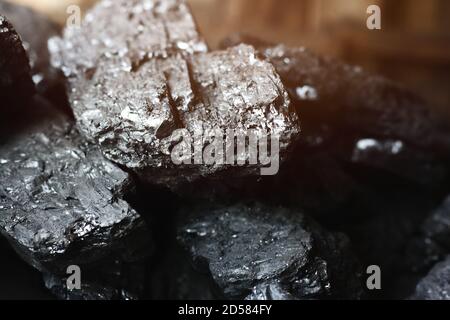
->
xmin=177 ymin=204 xmax=363 ymax=300
xmin=411 ymin=256 xmax=450 ymax=300
xmin=221 ymin=36 xmax=450 ymax=187
xmin=262 ymin=45 xmax=450 ymax=152
xmin=49 ymin=0 xmax=299 ymax=188
xmin=0 ymin=99 xmax=151 ymax=280
xmin=0 ymin=14 xmax=34 ymax=108
xmin=0 ymin=1 xmax=66 ymax=108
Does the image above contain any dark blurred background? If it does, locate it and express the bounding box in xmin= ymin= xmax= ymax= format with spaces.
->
xmin=9 ymin=0 xmax=450 ymax=117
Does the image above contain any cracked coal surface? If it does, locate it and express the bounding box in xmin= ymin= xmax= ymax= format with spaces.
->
xmin=0 ymin=1 xmax=449 ymax=301
xmin=49 ymin=0 xmax=300 ymax=188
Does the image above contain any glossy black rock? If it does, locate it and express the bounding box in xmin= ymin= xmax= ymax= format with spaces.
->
xmin=0 ymin=100 xmax=150 ymax=277
xmin=177 ymin=204 xmax=363 ymax=300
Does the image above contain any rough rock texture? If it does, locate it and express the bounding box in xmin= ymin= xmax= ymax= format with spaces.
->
xmin=411 ymin=256 xmax=450 ymax=300
xmin=0 ymin=0 xmax=65 ymax=106
xmin=0 ymin=100 xmax=150 ymax=277
xmin=177 ymin=204 xmax=363 ymax=300
xmin=49 ymin=0 xmax=299 ymax=188
xmin=0 ymin=14 xmax=35 ymax=107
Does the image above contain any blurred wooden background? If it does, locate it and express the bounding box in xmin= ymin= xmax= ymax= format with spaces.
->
xmin=7 ymin=0 xmax=450 ymax=115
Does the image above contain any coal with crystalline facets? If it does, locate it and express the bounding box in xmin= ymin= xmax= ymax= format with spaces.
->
xmin=0 ymin=14 xmax=35 ymax=108
xmin=0 ymin=102 xmax=150 ymax=278
xmin=49 ymin=0 xmax=299 ymax=188
xmin=350 ymin=138 xmax=448 ymax=186
xmin=177 ymin=204 xmax=364 ymax=300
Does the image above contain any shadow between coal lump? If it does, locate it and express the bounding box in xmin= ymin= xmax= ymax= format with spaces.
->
xmin=0 ymin=235 xmax=54 ymax=299
xmin=217 ymin=34 xmax=450 ymax=299
xmin=411 ymin=256 xmax=450 ymax=300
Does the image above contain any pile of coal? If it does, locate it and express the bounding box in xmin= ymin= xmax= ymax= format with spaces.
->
xmin=1 ymin=0 xmax=449 ymax=301
xmin=49 ymin=0 xmax=300 ymax=189
xmin=0 ymin=1 xmax=68 ymax=110
xmin=177 ymin=204 xmax=364 ymax=300
xmin=0 ymin=236 xmax=53 ymax=299
xmin=0 ymin=14 xmax=35 ymax=108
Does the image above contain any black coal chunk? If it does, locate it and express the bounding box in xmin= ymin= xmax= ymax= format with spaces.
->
xmin=263 ymin=45 xmax=450 ymax=152
xmin=0 ymin=14 xmax=35 ymax=108
xmin=411 ymin=256 xmax=450 ymax=300
xmin=49 ymin=0 xmax=300 ymax=189
xmin=0 ymin=99 xmax=151 ymax=293
xmin=0 ymin=1 xmax=66 ymax=108
xmin=177 ymin=204 xmax=364 ymax=300
xmin=221 ymin=35 xmax=450 ymax=188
